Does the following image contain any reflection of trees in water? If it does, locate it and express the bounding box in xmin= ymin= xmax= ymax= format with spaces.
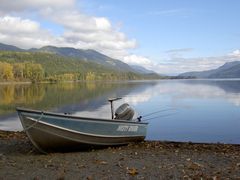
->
xmin=0 ymin=82 xmax=119 ymax=115
xmin=86 ymin=82 xmax=96 ymax=91
xmin=54 ymin=81 xmax=159 ymax=113
xmin=41 ymin=82 xmax=129 ymax=110
xmin=0 ymin=85 xmax=14 ymax=105
xmin=0 ymin=81 xmax=158 ymax=115
xmin=0 ymin=84 xmax=45 ymax=105
xmin=0 ymin=84 xmax=45 ymax=114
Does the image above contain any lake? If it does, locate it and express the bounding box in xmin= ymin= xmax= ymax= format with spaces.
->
xmin=0 ymin=79 xmax=240 ymax=144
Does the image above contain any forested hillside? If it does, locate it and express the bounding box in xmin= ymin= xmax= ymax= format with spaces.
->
xmin=30 ymin=46 xmax=135 ymax=72
xmin=0 ymin=51 xmax=159 ymax=82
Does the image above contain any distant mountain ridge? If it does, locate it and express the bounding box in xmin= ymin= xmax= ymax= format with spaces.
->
xmin=30 ymin=46 xmax=134 ymax=72
xmin=130 ymin=65 xmax=156 ymax=74
xmin=179 ymin=61 xmax=240 ymax=78
xmin=0 ymin=43 xmax=24 ymax=51
xmin=0 ymin=42 xmax=156 ymax=75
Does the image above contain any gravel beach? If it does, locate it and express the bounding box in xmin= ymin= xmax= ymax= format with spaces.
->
xmin=0 ymin=130 xmax=239 ymax=179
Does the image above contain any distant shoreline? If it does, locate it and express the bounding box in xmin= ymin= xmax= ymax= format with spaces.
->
xmin=1 ymin=78 xmax=240 ymax=85
xmin=0 ymin=81 xmax=31 ymax=85
xmin=0 ymin=79 xmax=162 ymax=85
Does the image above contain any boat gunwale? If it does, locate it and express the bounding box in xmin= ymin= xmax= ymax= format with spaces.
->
xmin=16 ymin=107 xmax=148 ymax=125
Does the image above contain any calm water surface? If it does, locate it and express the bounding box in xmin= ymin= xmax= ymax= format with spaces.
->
xmin=0 ymin=79 xmax=239 ymax=144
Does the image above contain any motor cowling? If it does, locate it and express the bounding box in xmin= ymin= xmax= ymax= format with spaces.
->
xmin=114 ymin=103 xmax=135 ymax=120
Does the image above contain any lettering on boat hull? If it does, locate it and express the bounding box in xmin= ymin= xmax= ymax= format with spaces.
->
xmin=117 ymin=125 xmax=138 ymax=132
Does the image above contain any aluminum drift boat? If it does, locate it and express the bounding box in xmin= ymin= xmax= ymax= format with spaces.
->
xmin=16 ymin=99 xmax=148 ymax=153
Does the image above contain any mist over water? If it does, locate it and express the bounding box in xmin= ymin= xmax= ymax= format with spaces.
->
xmin=0 ymin=79 xmax=240 ymax=144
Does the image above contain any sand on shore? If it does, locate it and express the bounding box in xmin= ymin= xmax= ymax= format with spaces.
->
xmin=0 ymin=130 xmax=239 ymax=179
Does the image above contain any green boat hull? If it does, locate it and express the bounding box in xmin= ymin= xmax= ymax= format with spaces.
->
xmin=16 ymin=107 xmax=148 ymax=153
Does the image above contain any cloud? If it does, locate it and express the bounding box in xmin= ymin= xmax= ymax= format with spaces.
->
xmin=143 ymin=48 xmax=240 ymax=75
xmin=43 ymin=9 xmax=137 ymax=58
xmin=147 ymin=8 xmax=189 ymax=17
xmin=0 ymin=0 xmax=75 ymax=13
xmin=0 ymin=16 xmax=55 ymax=48
xmin=123 ymin=55 xmax=155 ymax=67
xmin=165 ymin=48 xmax=194 ymax=53
xmin=152 ymin=52 xmax=240 ymax=75
xmin=122 ymin=50 xmax=227 ymax=75
xmin=0 ymin=0 xmax=137 ymax=60
xmin=120 ymin=49 xmax=240 ymax=76
xmin=164 ymin=48 xmax=194 ymax=60
xmin=229 ymin=49 xmax=240 ymax=57
xmin=0 ymin=16 xmax=40 ymax=34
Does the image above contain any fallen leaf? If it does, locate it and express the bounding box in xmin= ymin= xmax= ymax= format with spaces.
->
xmin=95 ymin=160 xmax=108 ymax=165
xmin=127 ymin=167 xmax=138 ymax=176
xmin=99 ymin=161 xmax=108 ymax=165
xmin=78 ymin=165 xmax=86 ymax=168
xmin=86 ymin=176 xmax=93 ymax=180
xmin=212 ymin=176 xmax=220 ymax=180
xmin=188 ymin=162 xmax=203 ymax=170
xmin=119 ymin=157 xmax=124 ymax=161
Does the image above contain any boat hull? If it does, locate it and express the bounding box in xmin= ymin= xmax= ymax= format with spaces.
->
xmin=16 ymin=108 xmax=148 ymax=153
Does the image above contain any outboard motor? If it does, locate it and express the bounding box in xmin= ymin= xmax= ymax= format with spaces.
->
xmin=114 ymin=103 xmax=135 ymax=120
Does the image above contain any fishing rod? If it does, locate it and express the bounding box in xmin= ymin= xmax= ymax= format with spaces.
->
xmin=141 ymin=108 xmax=178 ymax=117
xmin=135 ymin=108 xmax=178 ymax=122
xmin=142 ymin=112 xmax=178 ymax=121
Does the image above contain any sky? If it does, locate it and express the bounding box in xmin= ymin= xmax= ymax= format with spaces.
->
xmin=0 ymin=0 xmax=240 ymax=75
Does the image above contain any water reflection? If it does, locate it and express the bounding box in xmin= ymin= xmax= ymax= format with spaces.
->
xmin=0 ymin=81 xmax=158 ymax=118
xmin=165 ymin=80 xmax=240 ymax=107
xmin=0 ymin=80 xmax=240 ymax=144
